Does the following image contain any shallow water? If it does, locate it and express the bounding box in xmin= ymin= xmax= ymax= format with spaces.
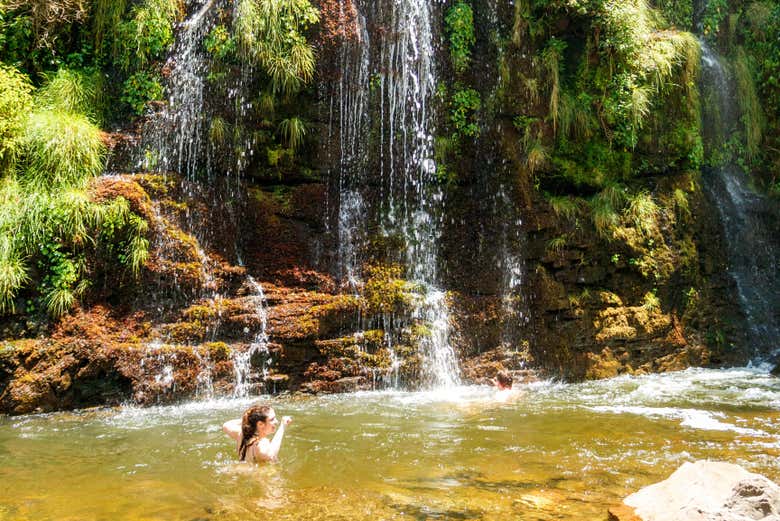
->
xmin=1 ymin=367 xmax=779 ymax=520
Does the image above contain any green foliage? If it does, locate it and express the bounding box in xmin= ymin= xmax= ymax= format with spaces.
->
xmin=209 ymin=116 xmax=229 ymax=145
xmin=35 ymin=68 xmax=104 ymax=123
xmin=672 ymin=188 xmax=690 ymax=219
xmin=450 ymin=87 xmax=481 ymax=137
xmin=278 ymin=117 xmax=307 ymax=151
xmin=701 ymin=0 xmax=728 ymax=40
xmin=546 ymin=234 xmax=568 ymax=255
xmin=526 ymin=138 xmax=548 ymax=176
xmin=653 ymin=0 xmax=693 ymax=29
xmin=92 ymin=0 xmax=128 ymax=57
xmin=0 ymin=234 xmax=29 ymax=314
xmin=205 ymin=25 xmax=236 ymax=60
xmin=121 ymin=71 xmax=163 ymax=115
xmin=20 ymin=110 xmax=106 ymax=189
xmin=540 ymin=37 xmax=566 ymax=133
xmin=116 ymin=0 xmax=180 ymax=72
xmin=0 ymin=175 xmax=149 ymax=317
xmin=589 ymin=188 xmax=622 ymax=238
xmin=641 ymin=289 xmax=660 ymax=310
xmin=445 ymin=1 xmax=476 ymax=74
xmin=234 ymin=0 xmax=319 ymax=95
xmin=624 ymin=190 xmax=660 ymax=236
xmin=732 ymin=47 xmax=764 ymax=163
xmin=0 ymin=64 xmax=33 ymax=170
xmin=546 ymin=194 xmax=581 ymax=221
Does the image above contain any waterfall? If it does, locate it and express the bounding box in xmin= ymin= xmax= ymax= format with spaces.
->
xmin=233 ymin=276 xmax=271 ymax=397
xmin=143 ymin=0 xmax=215 ymax=178
xmin=329 ymin=0 xmax=461 ymax=388
xmin=699 ymin=41 xmax=780 ymax=362
xmin=134 ymin=0 xmax=275 ymax=397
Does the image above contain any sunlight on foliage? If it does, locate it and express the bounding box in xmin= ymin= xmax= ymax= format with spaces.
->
xmin=278 ymin=117 xmax=307 ymax=151
xmin=21 ymin=111 xmax=106 ymax=189
xmin=0 ymin=64 xmax=33 ymax=171
xmin=36 ymin=68 xmax=104 ymax=123
xmin=234 ymin=0 xmax=319 ymax=95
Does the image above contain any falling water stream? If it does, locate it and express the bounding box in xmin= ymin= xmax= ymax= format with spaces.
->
xmin=699 ymin=41 xmax=780 ymax=361
xmin=330 ymin=0 xmax=460 ymax=388
xmin=135 ymin=0 xmax=272 ymax=395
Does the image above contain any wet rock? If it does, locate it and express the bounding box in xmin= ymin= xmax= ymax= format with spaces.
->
xmin=608 ymin=461 xmax=780 ymax=521
xmin=771 ymin=363 xmax=779 ymax=377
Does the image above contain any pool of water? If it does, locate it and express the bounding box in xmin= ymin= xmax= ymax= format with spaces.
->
xmin=1 ymin=367 xmax=779 ymax=520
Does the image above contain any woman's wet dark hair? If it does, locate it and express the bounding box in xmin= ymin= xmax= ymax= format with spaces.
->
xmin=239 ymin=403 xmax=272 ymax=461
xmin=496 ymin=371 xmax=513 ymax=388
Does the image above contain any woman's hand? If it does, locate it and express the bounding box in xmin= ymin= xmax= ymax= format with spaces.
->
xmin=281 ymin=416 xmax=293 ymax=426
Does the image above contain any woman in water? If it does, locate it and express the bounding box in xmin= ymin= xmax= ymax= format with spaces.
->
xmin=222 ymin=403 xmax=292 ymax=463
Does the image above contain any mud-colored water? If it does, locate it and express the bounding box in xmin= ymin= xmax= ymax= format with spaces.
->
xmin=1 ymin=367 xmax=778 ymax=520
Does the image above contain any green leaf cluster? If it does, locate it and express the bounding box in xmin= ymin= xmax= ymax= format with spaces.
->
xmin=445 ymin=1 xmax=476 ymax=74
xmin=0 ymin=65 xmax=149 ymax=317
xmin=450 ymin=87 xmax=482 ymax=138
xmin=234 ymin=0 xmax=319 ymax=95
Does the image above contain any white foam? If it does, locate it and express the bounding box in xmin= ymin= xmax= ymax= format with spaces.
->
xmin=588 ymin=405 xmax=765 ymax=436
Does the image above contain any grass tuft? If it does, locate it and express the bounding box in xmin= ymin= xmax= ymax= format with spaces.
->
xmin=21 ymin=111 xmax=106 ymax=190
xmin=278 ymin=117 xmax=307 ymax=151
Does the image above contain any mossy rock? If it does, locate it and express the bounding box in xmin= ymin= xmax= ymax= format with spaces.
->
xmin=585 ymin=348 xmax=631 ymax=379
xmin=161 ymin=321 xmax=208 ymax=343
xmin=204 ymin=342 xmax=231 ymax=361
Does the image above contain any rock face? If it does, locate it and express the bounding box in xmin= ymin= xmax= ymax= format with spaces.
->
xmin=609 ymin=461 xmax=780 ymax=521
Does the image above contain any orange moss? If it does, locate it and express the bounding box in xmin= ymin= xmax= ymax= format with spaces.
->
xmin=90 ymin=175 xmax=154 ymax=220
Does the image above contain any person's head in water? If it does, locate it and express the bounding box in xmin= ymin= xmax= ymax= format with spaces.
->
xmin=494 ymin=371 xmax=513 ymax=390
xmin=239 ymin=403 xmax=278 ymax=460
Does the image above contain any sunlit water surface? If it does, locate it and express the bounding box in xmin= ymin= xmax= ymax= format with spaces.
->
xmin=1 ymin=367 xmax=779 ymax=520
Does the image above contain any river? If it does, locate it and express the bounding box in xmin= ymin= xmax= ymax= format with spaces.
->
xmin=1 ymin=367 xmax=778 ymax=520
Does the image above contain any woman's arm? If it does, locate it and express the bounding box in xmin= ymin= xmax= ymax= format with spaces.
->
xmin=256 ymin=416 xmax=292 ymax=461
xmin=222 ymin=419 xmax=242 ymax=442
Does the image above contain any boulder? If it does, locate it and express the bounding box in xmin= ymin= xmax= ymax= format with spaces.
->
xmin=609 ymin=461 xmax=780 ymax=521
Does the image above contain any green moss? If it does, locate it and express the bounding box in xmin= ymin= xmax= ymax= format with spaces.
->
xmin=362 ymin=264 xmax=415 ymax=315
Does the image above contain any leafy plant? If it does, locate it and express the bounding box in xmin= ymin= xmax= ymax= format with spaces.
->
xmin=546 ymin=235 xmax=568 ymax=255
xmin=35 ymin=68 xmax=104 ymax=123
xmin=546 ymin=194 xmax=580 ymax=221
xmin=278 ymin=117 xmax=307 ymax=151
xmin=0 ymin=64 xmax=33 ymax=170
xmin=540 ymin=37 xmax=566 ymax=133
xmin=589 ymin=190 xmax=620 ymax=238
xmin=445 ymin=1 xmax=475 ymax=74
xmin=205 ymin=24 xmax=237 ymax=60
xmin=117 ymin=0 xmax=180 ymax=71
xmin=450 ymin=87 xmax=481 ymax=137
xmin=234 ymin=0 xmax=319 ymax=94
xmin=624 ymin=191 xmax=660 ymax=237
xmin=121 ymin=71 xmax=163 ymax=115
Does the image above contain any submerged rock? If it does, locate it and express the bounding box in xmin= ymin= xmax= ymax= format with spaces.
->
xmin=609 ymin=461 xmax=780 ymax=521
